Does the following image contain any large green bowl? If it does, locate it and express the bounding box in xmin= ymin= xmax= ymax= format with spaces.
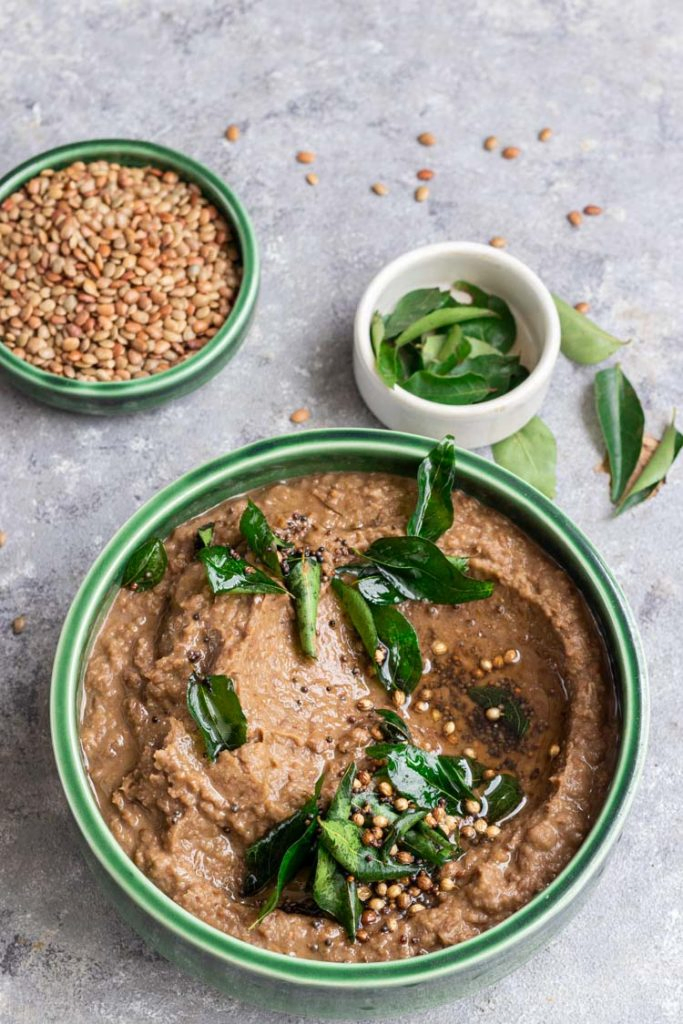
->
xmin=50 ymin=429 xmax=648 ymax=1017
xmin=0 ymin=139 xmax=259 ymax=415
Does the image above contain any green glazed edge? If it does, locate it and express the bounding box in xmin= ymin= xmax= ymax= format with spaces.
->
xmin=50 ymin=428 xmax=648 ymax=989
xmin=0 ymin=138 xmax=260 ymax=408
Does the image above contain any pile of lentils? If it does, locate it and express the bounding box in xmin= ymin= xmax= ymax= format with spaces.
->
xmin=0 ymin=161 xmax=241 ymax=381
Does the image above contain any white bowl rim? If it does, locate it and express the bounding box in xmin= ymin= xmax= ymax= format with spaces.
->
xmin=354 ymin=241 xmax=561 ymax=421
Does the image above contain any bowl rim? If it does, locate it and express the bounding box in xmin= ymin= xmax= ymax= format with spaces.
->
xmin=0 ymin=138 xmax=259 ymax=402
xmin=50 ymin=428 xmax=648 ymax=989
xmin=353 ymin=242 xmax=561 ymax=420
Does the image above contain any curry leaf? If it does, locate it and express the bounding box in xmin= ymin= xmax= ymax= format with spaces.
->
xmin=240 ymin=500 xmax=292 ymax=576
xmin=468 ymin=685 xmax=529 ymax=738
xmin=381 ymin=810 xmax=426 ymax=856
xmin=618 ymin=414 xmax=683 ymax=514
xmin=553 ymin=294 xmax=628 ymax=365
xmin=452 ymin=281 xmax=516 ymax=353
xmin=403 ymin=821 xmax=461 ymax=865
xmin=382 ymin=288 xmax=453 ymax=339
xmin=121 ymin=537 xmax=168 ymax=591
xmin=375 ymin=708 xmax=412 ymax=744
xmin=394 ymin=307 xmax=497 ymax=349
xmin=285 ymin=554 xmax=321 ymax=658
xmin=367 ymin=742 xmax=475 ymax=813
xmin=400 ymin=370 xmax=493 ymax=405
xmin=492 ymin=416 xmax=557 ymax=499
xmin=481 ymin=773 xmax=526 ymax=824
xmin=244 ymin=775 xmax=323 ymax=896
xmin=194 ymin=523 xmax=215 ymax=552
xmin=198 ymin=546 xmax=287 ymax=596
xmin=420 ymin=325 xmax=467 ymax=369
xmin=253 ymin=818 xmax=319 ymax=925
xmin=318 ymin=819 xmax=416 ymax=882
xmin=363 ymin=536 xmax=494 ymax=605
xmin=594 ymin=365 xmax=645 ymax=503
xmin=370 ymin=311 xmax=385 ymax=359
xmin=407 ymin=435 xmax=457 ymax=542
xmin=377 ymin=340 xmax=399 ymax=388
xmin=312 ymin=847 xmax=361 ymax=940
xmin=186 ymin=673 xmax=247 ymax=762
xmin=332 ymin=577 xmax=381 ymax=661
xmin=372 ymin=605 xmax=422 ymax=694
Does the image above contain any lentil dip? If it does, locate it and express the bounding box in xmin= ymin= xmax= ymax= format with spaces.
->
xmin=81 ymin=472 xmax=617 ymax=961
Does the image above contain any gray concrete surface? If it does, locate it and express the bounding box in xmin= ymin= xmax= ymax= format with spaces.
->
xmin=1 ymin=1 xmax=682 ymax=1021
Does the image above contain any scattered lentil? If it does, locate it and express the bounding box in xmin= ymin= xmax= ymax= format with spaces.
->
xmin=483 ymin=136 xmax=498 ymax=151
xmin=489 ymin=236 xmax=507 ymax=249
xmin=296 ymin=151 xmax=315 ymax=164
xmin=567 ymin=210 xmax=583 ymax=227
xmin=584 ymin=204 xmax=603 ymax=216
xmin=0 ymin=530 xmax=6 ymax=547
xmin=416 ymin=169 xmax=434 ymax=181
xmin=502 ymin=146 xmax=520 ymax=159
xmin=0 ymin=161 xmax=240 ymax=381
xmin=417 ymin=132 xmax=436 ymax=147
xmin=290 ymin=407 xmax=310 ymax=424
xmin=371 ymin=183 xmax=388 ymax=196
xmin=305 ymin=173 xmax=319 ymax=186
xmin=225 ymin=124 xmax=240 ymax=142
xmin=574 ymin=301 xmax=590 ymax=314
xmin=538 ymin=127 xmax=553 ymax=142
xmin=11 ymin=615 xmax=26 ymax=635
xmin=415 ymin=186 xmax=429 ymax=203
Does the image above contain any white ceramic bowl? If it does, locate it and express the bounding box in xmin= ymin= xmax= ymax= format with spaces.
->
xmin=353 ymin=242 xmax=561 ymax=448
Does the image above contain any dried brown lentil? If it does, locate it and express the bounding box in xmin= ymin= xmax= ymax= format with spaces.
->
xmin=416 ymin=169 xmax=434 ymax=181
xmin=483 ymin=136 xmax=498 ymax=151
xmin=489 ymin=236 xmax=507 ymax=248
xmin=567 ymin=210 xmax=583 ymax=227
xmin=415 ymin=186 xmax=429 ymax=203
xmin=417 ymin=132 xmax=436 ymax=146
xmin=574 ymin=301 xmax=590 ymax=314
xmin=584 ymin=204 xmax=603 ymax=216
xmin=502 ymin=146 xmax=521 ymax=159
xmin=296 ymin=151 xmax=315 ymax=164
xmin=290 ymin=407 xmax=310 ymax=424
xmin=305 ymin=173 xmax=319 ymax=187
xmin=225 ymin=124 xmax=240 ymax=142
xmin=11 ymin=615 xmax=26 ymax=635
xmin=371 ymin=182 xmax=388 ymax=196
xmin=538 ymin=127 xmax=553 ymax=142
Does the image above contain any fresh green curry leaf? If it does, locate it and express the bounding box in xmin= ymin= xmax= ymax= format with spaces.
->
xmin=594 ymin=365 xmax=645 ymax=503
xmin=468 ymin=685 xmax=529 ymax=738
xmin=194 ymin=523 xmax=215 ymax=552
xmin=394 ymin=307 xmax=497 ymax=350
xmin=244 ymin=775 xmax=323 ymax=896
xmin=375 ymin=708 xmax=412 ymax=744
xmin=285 ymin=554 xmax=321 ymax=658
xmin=492 ymin=416 xmax=557 ymax=499
xmin=400 ymin=369 xmax=493 ymax=405
xmin=481 ymin=773 xmax=526 ymax=824
xmin=363 ymin=536 xmax=494 ymax=605
xmin=553 ymin=294 xmax=628 ymax=365
xmin=403 ymin=821 xmax=461 ymax=865
xmin=370 ymin=311 xmax=385 ymax=359
xmin=312 ymin=846 xmax=361 ymax=940
xmin=186 ymin=673 xmax=247 ymax=761
xmin=318 ymin=819 xmax=416 ymax=882
xmin=407 ymin=435 xmax=457 ymax=542
xmin=253 ymin=818 xmax=319 ymax=925
xmin=382 ymin=288 xmax=453 ymax=340
xmin=380 ymin=810 xmax=426 ymax=856
xmin=239 ymin=500 xmax=292 ymax=576
xmin=367 ymin=742 xmax=475 ymax=813
xmin=327 ymin=762 xmax=356 ymax=821
xmin=618 ymin=414 xmax=683 ymax=514
xmin=121 ymin=536 xmax=168 ymax=591
xmin=199 ymin=546 xmax=287 ymax=596
xmin=452 ymin=281 xmax=516 ymax=353
xmin=332 ymin=576 xmax=381 ymax=661
xmin=377 ymin=339 xmax=400 ymax=388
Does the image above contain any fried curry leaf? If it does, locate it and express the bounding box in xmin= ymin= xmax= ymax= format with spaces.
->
xmin=553 ymin=294 xmax=628 ymax=365
xmin=452 ymin=281 xmax=516 ymax=353
xmin=194 ymin=523 xmax=215 ymax=552
xmin=186 ymin=673 xmax=247 ymax=762
xmin=403 ymin=821 xmax=461 ymax=865
xmin=198 ymin=545 xmax=287 ymax=596
xmin=481 ymin=773 xmax=526 ymax=824
xmin=491 ymin=416 xmax=557 ymax=499
xmin=244 ymin=775 xmax=324 ymax=896
xmin=239 ymin=500 xmax=292 ymax=576
xmin=334 ymin=564 xmax=404 ymax=606
xmin=366 ymin=742 xmax=475 ymax=813
xmin=332 ymin=579 xmax=422 ymax=693
xmin=313 ymin=763 xmax=362 ymax=940
xmin=375 ymin=708 xmax=412 ymax=744
xmin=594 ymin=365 xmax=645 ymax=503
xmin=400 ymin=370 xmax=493 ymax=405
xmin=382 ymin=288 xmax=453 ymax=339
xmin=318 ymin=819 xmax=416 ymax=882
xmin=121 ymin=537 xmax=168 ymax=591
xmin=407 ymin=435 xmax=457 ymax=542
xmin=363 ymin=536 xmax=494 ymax=605
xmin=468 ymin=685 xmax=529 ymax=738
xmin=380 ymin=810 xmax=426 ymax=856
xmin=253 ymin=818 xmax=319 ymax=925
xmin=285 ymin=554 xmax=321 ymax=658
xmin=617 ymin=414 xmax=683 ymax=514
xmin=394 ymin=306 xmax=498 ymax=350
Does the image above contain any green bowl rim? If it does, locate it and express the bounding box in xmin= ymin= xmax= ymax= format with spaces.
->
xmin=0 ymin=138 xmax=259 ymax=402
xmin=50 ymin=428 xmax=648 ymax=988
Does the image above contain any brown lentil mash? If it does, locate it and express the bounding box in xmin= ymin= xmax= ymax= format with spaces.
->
xmin=81 ymin=472 xmax=617 ymax=962
xmin=0 ymin=161 xmax=241 ymax=381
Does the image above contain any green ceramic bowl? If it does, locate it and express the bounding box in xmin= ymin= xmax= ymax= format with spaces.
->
xmin=0 ymin=139 xmax=259 ymax=415
xmin=50 ymin=429 xmax=648 ymax=1017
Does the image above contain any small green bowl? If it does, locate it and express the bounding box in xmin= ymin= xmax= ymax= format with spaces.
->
xmin=50 ymin=430 xmax=648 ymax=1017
xmin=0 ymin=139 xmax=259 ymax=415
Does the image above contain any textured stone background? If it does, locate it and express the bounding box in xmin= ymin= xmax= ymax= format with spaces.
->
xmin=1 ymin=1 xmax=682 ymax=1021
